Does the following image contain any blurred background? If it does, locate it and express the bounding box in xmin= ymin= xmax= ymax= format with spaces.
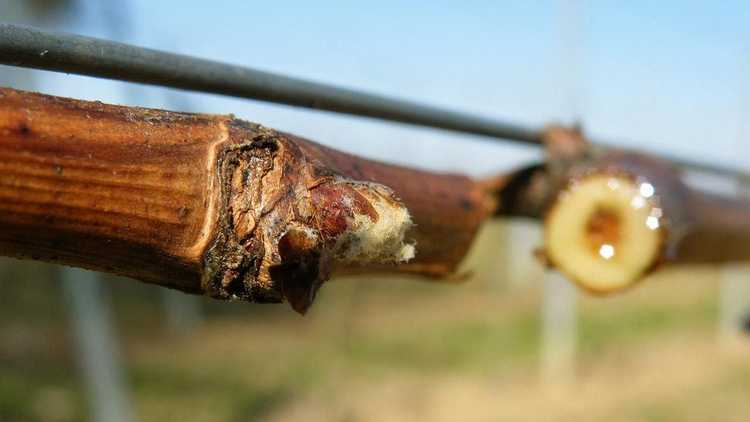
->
xmin=2 ymin=0 xmax=750 ymax=421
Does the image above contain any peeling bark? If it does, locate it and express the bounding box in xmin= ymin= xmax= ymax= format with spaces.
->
xmin=0 ymin=88 xmax=492 ymax=313
xmin=201 ymin=123 xmax=423 ymax=312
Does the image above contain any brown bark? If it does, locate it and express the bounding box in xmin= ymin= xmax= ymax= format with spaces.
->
xmin=672 ymin=190 xmax=750 ymax=263
xmin=0 ymin=87 xmax=493 ymax=313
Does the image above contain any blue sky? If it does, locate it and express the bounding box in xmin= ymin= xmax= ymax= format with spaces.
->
xmin=4 ymin=0 xmax=750 ymax=176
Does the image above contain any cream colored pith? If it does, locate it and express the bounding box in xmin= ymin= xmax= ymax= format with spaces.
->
xmin=545 ymin=174 xmax=664 ymax=293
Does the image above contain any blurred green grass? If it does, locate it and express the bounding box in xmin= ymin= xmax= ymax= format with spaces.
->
xmin=1 ymin=223 xmax=748 ymax=421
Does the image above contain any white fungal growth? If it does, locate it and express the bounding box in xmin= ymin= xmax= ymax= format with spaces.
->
xmin=332 ymin=182 xmax=415 ymax=264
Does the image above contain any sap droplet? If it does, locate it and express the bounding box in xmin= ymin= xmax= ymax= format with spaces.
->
xmin=599 ymin=243 xmax=615 ymax=260
xmin=639 ymin=182 xmax=655 ymax=198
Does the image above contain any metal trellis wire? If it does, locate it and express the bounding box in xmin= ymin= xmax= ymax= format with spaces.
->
xmin=0 ymin=23 xmax=742 ymax=180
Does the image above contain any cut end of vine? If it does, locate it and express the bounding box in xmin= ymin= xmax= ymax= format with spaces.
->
xmin=543 ymin=173 xmax=666 ymax=293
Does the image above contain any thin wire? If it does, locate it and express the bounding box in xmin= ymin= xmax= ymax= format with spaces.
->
xmin=0 ymin=23 xmax=743 ymax=180
xmin=0 ymin=23 xmax=541 ymax=143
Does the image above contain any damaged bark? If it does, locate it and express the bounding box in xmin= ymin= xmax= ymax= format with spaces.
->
xmin=0 ymin=88 xmax=492 ymax=313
